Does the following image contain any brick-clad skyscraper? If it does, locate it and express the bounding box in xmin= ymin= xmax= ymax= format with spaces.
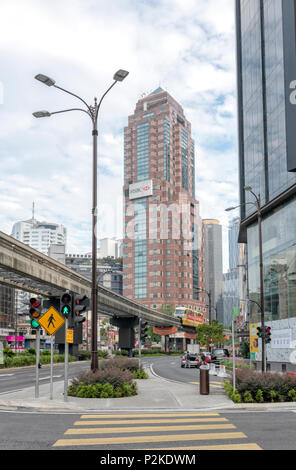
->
xmin=123 ymin=88 xmax=206 ymax=317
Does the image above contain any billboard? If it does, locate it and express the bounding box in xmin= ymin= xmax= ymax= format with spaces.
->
xmin=129 ymin=180 xmax=153 ymax=200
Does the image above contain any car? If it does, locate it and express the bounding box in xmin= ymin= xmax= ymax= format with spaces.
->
xmin=180 ymin=353 xmax=201 ymax=368
xmin=212 ymin=348 xmax=230 ymax=361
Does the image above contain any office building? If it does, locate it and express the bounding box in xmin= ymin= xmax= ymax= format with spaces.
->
xmin=203 ymin=219 xmax=223 ymax=321
xmin=236 ymin=0 xmax=296 ymax=369
xmin=11 ymin=217 xmax=66 ymax=322
xmin=122 ymin=88 xmax=206 ymax=316
xmin=222 ymin=218 xmax=248 ymax=326
xmin=11 ymin=219 xmax=66 ymax=255
xmin=97 ymin=238 xmax=122 ymax=259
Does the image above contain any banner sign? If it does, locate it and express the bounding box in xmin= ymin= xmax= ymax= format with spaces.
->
xmin=129 ymin=179 xmax=153 ymax=200
xmin=153 ymin=327 xmax=178 ymax=336
xmin=249 ymin=323 xmax=259 ymax=360
xmin=181 ymin=313 xmax=203 ymax=327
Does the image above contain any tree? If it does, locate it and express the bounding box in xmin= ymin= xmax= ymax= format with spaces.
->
xmin=195 ymin=320 xmax=225 ymax=348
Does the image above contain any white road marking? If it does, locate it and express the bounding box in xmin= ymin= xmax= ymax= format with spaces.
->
xmin=0 ymin=389 xmax=23 ymax=395
xmin=39 ymin=375 xmax=62 ymax=381
xmin=0 ymin=374 xmax=15 ymax=377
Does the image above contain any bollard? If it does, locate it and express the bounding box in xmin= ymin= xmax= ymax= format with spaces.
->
xmin=217 ymin=364 xmax=227 ymax=378
xmin=199 ymin=365 xmax=210 ymax=395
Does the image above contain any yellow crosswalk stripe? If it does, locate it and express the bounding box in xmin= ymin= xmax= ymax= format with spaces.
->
xmin=53 ymin=432 xmax=247 ymax=447
xmin=143 ymin=443 xmax=262 ymax=450
xmin=80 ymin=413 xmax=220 ymax=419
xmin=65 ymin=423 xmax=236 ymax=435
xmin=74 ymin=417 xmax=229 ymax=426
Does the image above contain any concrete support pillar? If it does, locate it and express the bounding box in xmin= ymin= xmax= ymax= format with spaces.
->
xmin=110 ymin=317 xmax=138 ymax=357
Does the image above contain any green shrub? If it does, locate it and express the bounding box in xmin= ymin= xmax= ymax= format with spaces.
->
xmin=41 ymin=350 xmax=51 ymax=356
xmin=269 ymin=390 xmax=277 ymax=402
xmin=233 ymin=369 xmax=296 ymax=403
xmin=288 ymin=389 xmax=296 ymax=402
xmin=133 ymin=369 xmax=148 ymax=379
xmin=68 ymin=380 xmax=136 ymax=399
xmin=243 ymin=390 xmax=254 ymax=403
xmin=255 ymin=389 xmax=264 ymax=403
xmin=4 ymin=348 xmax=15 ymax=358
xmin=114 ymin=349 xmax=128 ymax=357
xmin=98 ymin=350 xmax=109 ymax=359
xmin=232 ymin=391 xmax=242 ymax=403
xmin=78 ymin=351 xmax=91 ymax=361
xmin=26 ymin=348 xmax=36 ymax=355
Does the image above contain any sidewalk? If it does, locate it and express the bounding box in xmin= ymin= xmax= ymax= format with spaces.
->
xmin=0 ymin=367 xmax=234 ymax=412
xmin=0 ymin=368 xmax=295 ymax=413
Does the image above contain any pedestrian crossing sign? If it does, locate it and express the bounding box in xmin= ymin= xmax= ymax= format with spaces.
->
xmin=38 ymin=306 xmax=65 ymax=336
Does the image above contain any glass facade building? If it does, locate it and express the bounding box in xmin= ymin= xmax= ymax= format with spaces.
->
xmin=236 ymin=0 xmax=296 ymax=332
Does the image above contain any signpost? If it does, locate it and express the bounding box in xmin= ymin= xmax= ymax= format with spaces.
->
xmin=66 ymin=329 xmax=74 ymax=344
xmin=38 ymin=307 xmax=65 ymax=400
xmin=38 ymin=307 xmax=65 ymax=336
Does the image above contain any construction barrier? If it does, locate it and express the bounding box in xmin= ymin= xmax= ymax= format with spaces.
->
xmin=217 ymin=364 xmax=227 ymax=378
xmin=209 ymin=363 xmax=217 ymax=375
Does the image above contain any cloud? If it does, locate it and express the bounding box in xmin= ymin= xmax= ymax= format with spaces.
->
xmin=0 ymin=0 xmax=237 ymax=271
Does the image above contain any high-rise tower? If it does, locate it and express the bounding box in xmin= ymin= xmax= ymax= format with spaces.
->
xmin=122 ymin=88 xmax=206 ymax=316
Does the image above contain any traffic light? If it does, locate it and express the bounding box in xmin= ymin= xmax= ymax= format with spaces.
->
xmin=60 ymin=292 xmax=72 ymax=318
xmin=73 ymin=294 xmax=89 ymax=324
xmin=265 ymin=326 xmax=271 ymax=344
xmin=257 ymin=326 xmax=263 ymax=338
xmin=140 ymin=320 xmax=148 ymax=344
xmin=29 ymin=297 xmax=42 ymax=328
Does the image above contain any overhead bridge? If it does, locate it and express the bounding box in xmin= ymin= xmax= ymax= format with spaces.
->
xmin=0 ymin=231 xmax=181 ymax=328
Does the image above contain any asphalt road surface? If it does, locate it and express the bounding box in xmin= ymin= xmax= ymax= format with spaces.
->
xmin=0 ymin=360 xmax=91 ymax=395
xmin=0 ymin=356 xmax=295 ymax=451
xmin=0 ymin=408 xmax=295 ymax=450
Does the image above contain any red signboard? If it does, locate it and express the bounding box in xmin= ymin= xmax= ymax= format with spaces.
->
xmin=153 ymin=327 xmax=178 ymax=336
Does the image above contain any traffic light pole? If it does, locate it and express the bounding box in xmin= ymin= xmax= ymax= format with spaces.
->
xmin=138 ymin=318 xmax=142 ymax=370
xmin=64 ymin=317 xmax=69 ymax=402
xmin=35 ymin=329 xmax=40 ymax=399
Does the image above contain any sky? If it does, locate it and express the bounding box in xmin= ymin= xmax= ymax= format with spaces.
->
xmin=0 ymin=0 xmax=239 ymax=272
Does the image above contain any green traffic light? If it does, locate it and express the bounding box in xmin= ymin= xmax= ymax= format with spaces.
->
xmin=62 ymin=305 xmax=71 ymax=317
xmin=30 ymin=319 xmax=39 ymax=328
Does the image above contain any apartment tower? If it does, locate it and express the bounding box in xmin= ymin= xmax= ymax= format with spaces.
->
xmin=122 ymin=88 xmax=206 ymax=316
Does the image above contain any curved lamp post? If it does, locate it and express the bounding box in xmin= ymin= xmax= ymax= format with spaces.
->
xmin=33 ymin=70 xmax=129 ymax=372
xmin=225 ymin=186 xmax=265 ymax=372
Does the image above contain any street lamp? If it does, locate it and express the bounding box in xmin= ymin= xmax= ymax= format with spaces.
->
xmin=225 ymin=186 xmax=265 ymax=372
xmin=33 ymin=70 xmax=129 ymax=372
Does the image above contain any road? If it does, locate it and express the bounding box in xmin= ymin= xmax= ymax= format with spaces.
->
xmin=0 ymin=360 xmax=91 ymax=395
xmin=0 ymin=356 xmax=295 ymax=451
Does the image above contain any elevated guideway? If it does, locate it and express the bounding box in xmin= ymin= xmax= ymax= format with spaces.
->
xmin=0 ymin=231 xmax=181 ymax=328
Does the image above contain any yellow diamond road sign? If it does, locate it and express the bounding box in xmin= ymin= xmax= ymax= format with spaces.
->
xmin=38 ymin=306 xmax=65 ymax=336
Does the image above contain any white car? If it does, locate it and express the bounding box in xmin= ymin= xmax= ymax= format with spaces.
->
xmin=181 ymin=354 xmax=201 ymax=368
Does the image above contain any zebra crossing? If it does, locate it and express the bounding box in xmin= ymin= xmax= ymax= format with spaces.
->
xmin=52 ymin=412 xmax=262 ymax=450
